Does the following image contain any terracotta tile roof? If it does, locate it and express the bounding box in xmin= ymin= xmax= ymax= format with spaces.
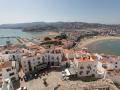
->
xmin=75 ymin=57 xmax=94 ymax=62
xmin=0 ymin=61 xmax=12 ymax=68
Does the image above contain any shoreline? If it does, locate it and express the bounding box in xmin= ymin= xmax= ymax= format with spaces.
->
xmin=77 ymin=36 xmax=120 ymax=49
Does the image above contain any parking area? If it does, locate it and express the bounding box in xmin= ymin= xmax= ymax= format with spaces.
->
xmin=19 ymin=70 xmax=63 ymax=90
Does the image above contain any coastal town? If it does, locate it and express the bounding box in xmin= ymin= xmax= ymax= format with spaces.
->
xmin=1 ymin=30 xmax=120 ymax=90
xmin=1 ymin=0 xmax=120 ymax=89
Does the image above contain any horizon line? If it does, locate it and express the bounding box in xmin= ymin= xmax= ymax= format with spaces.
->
xmin=0 ymin=21 xmax=120 ymax=25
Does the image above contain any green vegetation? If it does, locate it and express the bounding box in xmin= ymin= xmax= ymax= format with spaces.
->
xmin=44 ymin=37 xmax=51 ymax=41
xmin=79 ymin=76 xmax=99 ymax=82
xmin=41 ymin=40 xmax=63 ymax=46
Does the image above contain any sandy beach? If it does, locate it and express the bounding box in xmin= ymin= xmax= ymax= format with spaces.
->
xmin=77 ymin=36 xmax=120 ymax=49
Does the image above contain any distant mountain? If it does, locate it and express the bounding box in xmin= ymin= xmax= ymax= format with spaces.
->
xmin=0 ymin=22 xmax=46 ymax=29
xmin=0 ymin=22 xmax=120 ymax=32
xmin=23 ymin=22 xmax=120 ymax=32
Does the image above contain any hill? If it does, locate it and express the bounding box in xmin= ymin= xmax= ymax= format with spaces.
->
xmin=0 ymin=22 xmax=120 ymax=32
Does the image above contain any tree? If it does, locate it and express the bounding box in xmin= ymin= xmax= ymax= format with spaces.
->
xmin=44 ymin=37 xmax=51 ymax=41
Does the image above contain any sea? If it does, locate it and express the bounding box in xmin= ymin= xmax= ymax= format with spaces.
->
xmin=0 ymin=29 xmax=48 ymax=45
xmin=87 ymin=39 xmax=120 ymax=55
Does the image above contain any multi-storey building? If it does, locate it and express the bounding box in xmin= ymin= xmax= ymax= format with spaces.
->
xmin=21 ymin=54 xmax=48 ymax=74
xmin=0 ymin=61 xmax=19 ymax=82
xmin=0 ymin=78 xmax=14 ymax=90
xmin=20 ymin=45 xmax=64 ymax=75
xmin=0 ymin=61 xmax=19 ymax=90
xmin=45 ymin=46 xmax=64 ymax=66
xmin=101 ymin=55 xmax=120 ymax=71
xmin=63 ymin=49 xmax=106 ymax=78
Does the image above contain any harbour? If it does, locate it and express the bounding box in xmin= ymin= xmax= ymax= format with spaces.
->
xmin=0 ymin=29 xmax=48 ymax=45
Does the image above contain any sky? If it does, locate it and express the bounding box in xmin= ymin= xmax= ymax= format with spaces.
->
xmin=0 ymin=0 xmax=120 ymax=24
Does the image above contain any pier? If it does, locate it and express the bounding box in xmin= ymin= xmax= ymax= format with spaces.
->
xmin=0 ymin=36 xmax=18 ymax=38
xmin=0 ymin=36 xmax=26 ymax=44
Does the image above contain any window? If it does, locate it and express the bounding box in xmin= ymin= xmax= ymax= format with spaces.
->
xmin=51 ymin=62 xmax=54 ymax=66
xmin=12 ymin=55 xmax=16 ymax=61
xmin=42 ymin=56 xmax=45 ymax=63
xmin=38 ymin=61 xmax=40 ymax=64
xmin=57 ymin=56 xmax=59 ymax=60
xmin=34 ymin=67 xmax=36 ymax=70
xmin=87 ymin=66 xmax=91 ymax=70
xmin=86 ymin=71 xmax=90 ymax=74
xmin=79 ymin=71 xmax=83 ymax=75
xmin=12 ymin=67 xmax=14 ymax=69
xmin=0 ymin=74 xmax=2 ymax=76
xmin=6 ymin=68 xmax=11 ymax=72
xmin=11 ymin=77 xmax=16 ymax=82
xmin=115 ymin=66 xmax=117 ymax=68
xmin=25 ymin=69 xmax=27 ymax=71
xmin=37 ymin=57 xmax=40 ymax=60
xmin=80 ymin=66 xmax=84 ymax=69
xmin=92 ymin=74 xmax=95 ymax=77
xmin=48 ymin=55 xmax=50 ymax=60
xmin=9 ymin=72 xmax=14 ymax=76
xmin=51 ymin=56 xmax=54 ymax=60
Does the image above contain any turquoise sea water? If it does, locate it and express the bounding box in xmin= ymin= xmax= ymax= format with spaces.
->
xmin=0 ymin=29 xmax=47 ymax=45
xmin=87 ymin=39 xmax=120 ymax=55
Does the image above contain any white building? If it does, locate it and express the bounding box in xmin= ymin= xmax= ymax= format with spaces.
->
xmin=0 ymin=61 xmax=19 ymax=90
xmin=45 ymin=46 xmax=64 ymax=66
xmin=106 ymin=70 xmax=120 ymax=85
xmin=0 ymin=53 xmax=21 ymax=72
xmin=21 ymin=45 xmax=64 ymax=74
xmin=101 ymin=55 xmax=120 ymax=71
xmin=0 ymin=61 xmax=19 ymax=81
xmin=74 ymin=59 xmax=106 ymax=78
xmin=0 ymin=79 xmax=14 ymax=90
xmin=63 ymin=49 xmax=106 ymax=78
xmin=21 ymin=54 xmax=47 ymax=74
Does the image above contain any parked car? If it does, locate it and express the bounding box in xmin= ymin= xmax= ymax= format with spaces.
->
xmin=17 ymin=87 xmax=27 ymax=90
xmin=61 ymin=71 xmax=66 ymax=77
xmin=23 ymin=75 xmax=28 ymax=82
xmin=34 ymin=74 xmax=38 ymax=79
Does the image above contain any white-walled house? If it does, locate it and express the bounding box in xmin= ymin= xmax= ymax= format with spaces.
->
xmin=0 ymin=61 xmax=19 ymax=81
xmin=21 ymin=54 xmax=48 ymax=74
xmin=0 ymin=53 xmax=21 ymax=72
xmin=101 ymin=55 xmax=120 ymax=71
xmin=106 ymin=70 xmax=120 ymax=85
xmin=74 ymin=59 xmax=106 ymax=78
xmin=0 ymin=79 xmax=14 ymax=90
xmin=45 ymin=47 xmax=64 ymax=66
xmin=21 ymin=46 xmax=64 ymax=74
xmin=62 ymin=49 xmax=106 ymax=78
xmin=0 ymin=61 xmax=19 ymax=90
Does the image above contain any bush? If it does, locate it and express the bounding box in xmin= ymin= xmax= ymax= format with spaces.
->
xmin=44 ymin=37 xmax=51 ymax=41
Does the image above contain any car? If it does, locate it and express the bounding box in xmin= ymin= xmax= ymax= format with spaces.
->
xmin=61 ymin=71 xmax=66 ymax=77
xmin=17 ymin=87 xmax=27 ymax=90
xmin=34 ymin=74 xmax=38 ymax=79
xmin=23 ymin=75 xmax=28 ymax=82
